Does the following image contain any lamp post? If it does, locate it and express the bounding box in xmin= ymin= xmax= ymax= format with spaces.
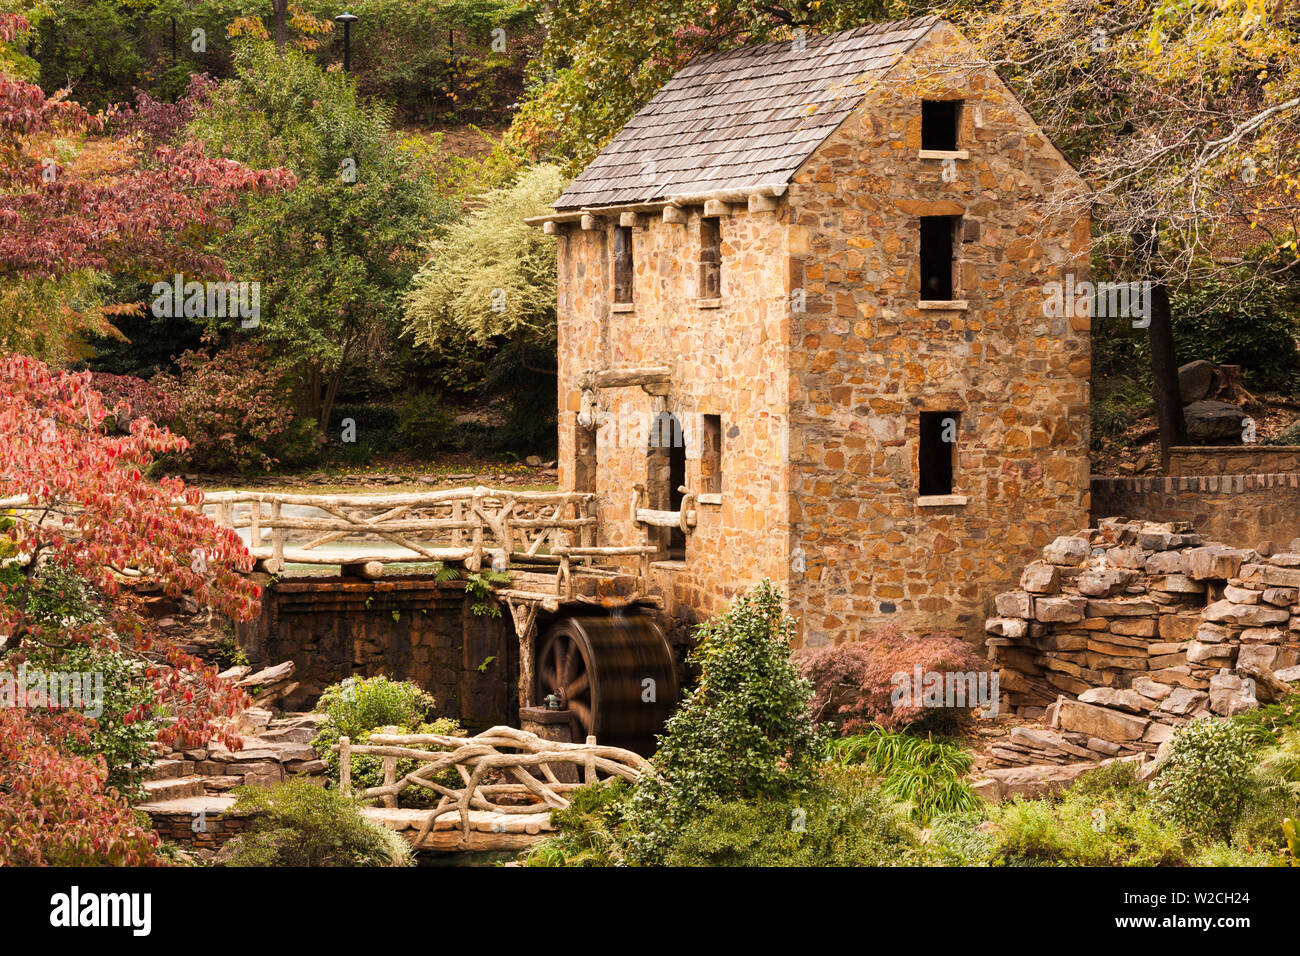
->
xmin=334 ymin=12 xmax=358 ymax=73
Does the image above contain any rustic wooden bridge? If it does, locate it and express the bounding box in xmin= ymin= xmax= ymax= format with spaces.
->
xmin=341 ymin=725 xmax=653 ymax=852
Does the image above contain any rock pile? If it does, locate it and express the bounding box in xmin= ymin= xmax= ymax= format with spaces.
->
xmin=985 ymin=518 xmax=1300 ymax=767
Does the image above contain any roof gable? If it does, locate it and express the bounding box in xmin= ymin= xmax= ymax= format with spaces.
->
xmin=553 ymin=16 xmax=940 ymax=211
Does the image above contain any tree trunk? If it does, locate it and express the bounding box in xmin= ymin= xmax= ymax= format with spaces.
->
xmin=1133 ymin=225 xmax=1186 ymax=467
xmin=272 ymin=0 xmax=289 ymax=50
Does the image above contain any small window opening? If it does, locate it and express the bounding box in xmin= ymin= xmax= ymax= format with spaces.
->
xmin=920 ymin=215 xmax=959 ymax=301
xmin=699 ymin=217 xmax=721 ymax=299
xmin=613 ymin=225 xmax=634 ymax=304
xmin=919 ymin=411 xmax=959 ymax=496
xmin=921 ymin=99 xmax=961 ymax=151
xmin=700 ymin=414 xmax=722 ymax=495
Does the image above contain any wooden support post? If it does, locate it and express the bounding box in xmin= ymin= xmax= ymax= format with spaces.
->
xmin=381 ymin=725 xmax=398 ymax=808
xmin=339 ymin=736 xmax=351 ymax=796
xmin=249 ymin=502 xmax=262 ymax=548
xmin=584 ymin=735 xmax=597 ymax=783
xmin=469 ymin=494 xmax=484 ymax=571
xmin=452 ymin=500 xmax=462 ymax=546
xmin=270 ymin=499 xmax=284 ymax=573
xmin=217 ymin=500 xmax=233 ymax=530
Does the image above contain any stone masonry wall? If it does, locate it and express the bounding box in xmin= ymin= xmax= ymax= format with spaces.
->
xmin=555 ymin=201 xmax=792 ymax=625
xmin=238 ymin=577 xmax=518 ymax=729
xmin=1167 ymin=445 xmax=1300 ymax=476
xmin=1091 ymin=473 xmax=1300 ymax=554
xmin=783 ymin=24 xmax=1091 ymax=644
xmin=985 ymin=518 xmax=1300 ymax=767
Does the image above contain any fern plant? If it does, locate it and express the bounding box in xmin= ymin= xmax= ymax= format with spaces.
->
xmin=464 ymin=569 xmax=511 ymax=617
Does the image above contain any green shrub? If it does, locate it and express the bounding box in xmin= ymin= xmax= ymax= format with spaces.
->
xmin=221 ymin=780 xmax=414 ymax=867
xmin=827 ymin=727 xmax=980 ymax=823
xmin=662 ymin=766 xmax=922 ymax=867
xmin=620 ymin=581 xmax=825 ymax=864
xmin=6 ymin=567 xmax=157 ymax=797
xmin=312 ymin=676 xmax=463 ymax=806
xmin=1230 ymin=786 xmax=1300 ymax=853
xmin=1255 ymin=725 xmax=1300 ymax=798
xmin=524 ymin=779 xmax=631 ymax=867
xmin=1233 ymin=694 xmax=1300 ymax=747
xmin=1191 ymin=842 xmax=1273 ymax=867
xmin=991 ymin=788 xmax=1186 ymax=867
xmin=328 ymin=403 xmax=401 ymax=454
xmin=1169 ymin=280 xmax=1300 ymax=392
xmin=1070 ymin=758 xmax=1147 ymax=800
xmin=1152 ymin=720 xmax=1256 ymax=841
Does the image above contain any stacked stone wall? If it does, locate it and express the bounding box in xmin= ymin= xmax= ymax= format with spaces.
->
xmin=986 ymin=518 xmax=1300 ymax=767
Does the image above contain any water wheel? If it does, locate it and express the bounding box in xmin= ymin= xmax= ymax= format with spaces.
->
xmin=535 ymin=613 xmax=678 ymax=755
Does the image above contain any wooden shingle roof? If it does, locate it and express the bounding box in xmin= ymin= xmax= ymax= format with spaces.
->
xmin=553 ymin=16 xmax=941 ymax=211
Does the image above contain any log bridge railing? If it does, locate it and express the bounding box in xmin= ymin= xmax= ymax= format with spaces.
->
xmin=202 ymin=486 xmax=662 ymax=602
xmin=338 ymin=725 xmax=654 ymax=849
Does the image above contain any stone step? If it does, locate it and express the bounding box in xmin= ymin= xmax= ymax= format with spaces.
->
xmin=140 ymin=775 xmax=205 ymax=802
xmin=141 ymin=759 xmax=193 ymax=781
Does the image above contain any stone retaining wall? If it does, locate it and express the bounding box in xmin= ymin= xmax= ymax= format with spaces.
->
xmin=985 ymin=519 xmax=1300 ymax=768
xmin=1090 ymin=473 xmax=1300 ymax=553
xmin=1167 ymin=445 xmax=1300 ymax=476
xmin=236 ymin=576 xmax=518 ymax=728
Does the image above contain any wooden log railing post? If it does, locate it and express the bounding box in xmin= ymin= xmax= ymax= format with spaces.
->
xmin=381 ymin=725 xmax=398 ymax=808
xmin=339 ymin=736 xmax=351 ymax=797
xmin=249 ymin=501 xmax=262 ymax=549
xmin=270 ymin=499 xmax=284 ymax=572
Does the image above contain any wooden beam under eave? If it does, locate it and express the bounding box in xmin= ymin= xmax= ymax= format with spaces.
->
xmin=591 ymin=366 xmax=671 ymax=389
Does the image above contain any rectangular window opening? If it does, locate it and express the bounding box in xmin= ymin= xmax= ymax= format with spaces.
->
xmin=700 ymin=414 xmax=722 ymax=495
xmin=921 ymin=99 xmax=962 ymax=152
xmin=920 ymin=215 xmax=958 ymax=301
xmin=699 ymin=217 xmax=721 ymax=299
xmin=919 ymin=411 xmax=959 ymax=496
xmin=613 ymin=225 xmax=634 ymax=304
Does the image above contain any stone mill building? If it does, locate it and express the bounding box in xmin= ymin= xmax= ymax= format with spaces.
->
xmin=529 ymin=16 xmax=1093 ymax=643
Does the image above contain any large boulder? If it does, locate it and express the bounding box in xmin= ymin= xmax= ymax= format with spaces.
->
xmin=1178 ymin=360 xmax=1218 ymax=403
xmin=1183 ymin=400 xmax=1247 ymax=443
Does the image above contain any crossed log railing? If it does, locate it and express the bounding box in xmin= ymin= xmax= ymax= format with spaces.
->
xmin=203 ymin=486 xmax=663 ymax=598
xmin=337 ymin=725 xmax=655 ymax=847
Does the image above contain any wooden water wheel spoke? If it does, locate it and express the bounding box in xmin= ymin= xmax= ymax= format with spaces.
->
xmin=565 ymin=671 xmax=589 ymax=698
xmin=568 ymin=698 xmax=593 ymax=733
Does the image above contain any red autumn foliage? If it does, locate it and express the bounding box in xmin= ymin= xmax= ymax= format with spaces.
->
xmin=108 ymin=73 xmax=218 ymax=147
xmin=87 ymin=371 xmax=180 ymax=430
xmin=153 ymin=342 xmax=319 ymax=473
xmin=793 ymin=628 xmax=989 ymax=735
xmin=0 ymin=354 xmax=269 ymax=862
xmin=0 ymin=40 xmax=294 ymax=281
xmin=0 ymin=707 xmax=162 ymax=866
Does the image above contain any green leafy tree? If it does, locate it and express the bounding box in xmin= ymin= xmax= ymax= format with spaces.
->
xmin=622 ymin=580 xmax=825 ymax=864
xmin=405 ymin=163 xmax=565 ymax=352
xmin=188 ymin=39 xmax=452 ymax=433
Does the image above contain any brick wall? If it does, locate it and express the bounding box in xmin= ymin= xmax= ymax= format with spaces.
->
xmin=1167 ymin=445 xmax=1300 ymax=476
xmin=1091 ymin=473 xmax=1300 ymax=553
